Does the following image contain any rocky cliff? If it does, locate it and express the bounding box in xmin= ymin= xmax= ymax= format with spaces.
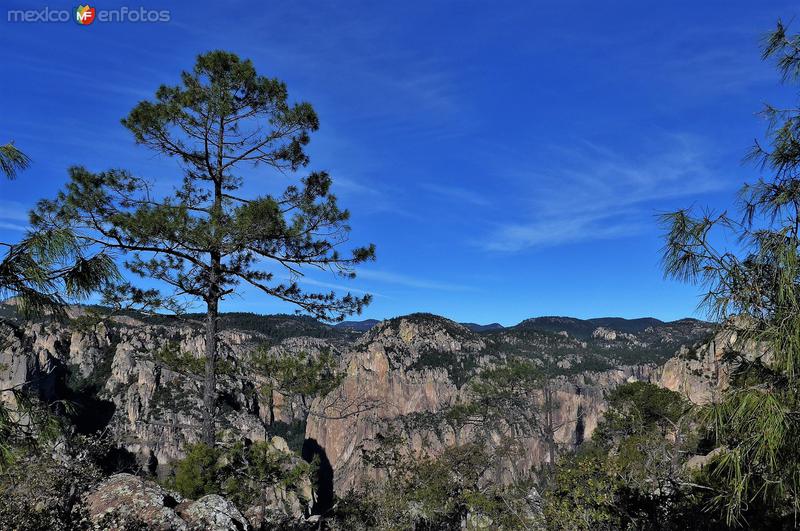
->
xmin=656 ymin=318 xmax=769 ymax=405
xmin=0 ymin=312 xmax=340 ymax=475
xmin=0 ymin=307 xmax=718 ymax=499
xmin=306 ymin=313 xmax=712 ymax=493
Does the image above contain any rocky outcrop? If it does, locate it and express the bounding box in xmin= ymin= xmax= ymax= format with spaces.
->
xmin=241 ymin=435 xmax=314 ymax=528
xmin=592 ymin=327 xmax=618 ymax=341
xmin=306 ymin=315 xmax=659 ymax=493
xmin=85 ymin=474 xmax=252 ymax=530
xmin=0 ymin=307 xmax=716 ymax=503
xmin=176 ymin=494 xmax=249 ymax=531
xmin=656 ymin=336 xmax=726 ymax=405
xmin=656 ymin=321 xmax=767 ymax=405
xmin=84 ymin=474 xmax=187 ymax=530
xmin=0 ymin=316 xmax=339 ymax=475
xmin=306 ymin=326 xmax=460 ymax=492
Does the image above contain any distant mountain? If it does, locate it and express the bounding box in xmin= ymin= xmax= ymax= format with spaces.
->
xmin=487 ymin=315 xmax=714 ymax=372
xmin=0 ymin=304 xmax=359 ymax=346
xmin=0 ymin=299 xmax=711 ymax=360
xmin=516 ymin=316 xmax=669 ymax=339
xmin=460 ymin=322 xmax=505 ymax=332
xmin=351 ymin=312 xmax=714 ymax=376
xmin=334 ymin=319 xmax=381 ymax=332
xmin=139 ymin=311 xmax=351 ymax=344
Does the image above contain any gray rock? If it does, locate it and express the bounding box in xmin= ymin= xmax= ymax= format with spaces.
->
xmin=178 ymin=494 xmax=250 ymax=531
xmin=84 ymin=473 xmax=187 ymax=530
xmin=0 ymin=317 xmax=337 ymax=475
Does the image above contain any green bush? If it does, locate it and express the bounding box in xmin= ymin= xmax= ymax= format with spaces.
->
xmin=173 ymin=443 xmax=220 ymax=499
xmin=0 ymin=434 xmax=131 ymax=530
xmin=171 ymin=440 xmax=313 ymax=515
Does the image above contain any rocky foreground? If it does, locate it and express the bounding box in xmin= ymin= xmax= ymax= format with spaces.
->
xmin=0 ymin=306 xmax=729 ymax=528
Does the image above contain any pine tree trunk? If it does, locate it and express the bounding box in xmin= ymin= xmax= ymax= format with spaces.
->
xmin=202 ymin=295 xmax=218 ymax=446
xmin=203 ymin=117 xmax=224 ymax=447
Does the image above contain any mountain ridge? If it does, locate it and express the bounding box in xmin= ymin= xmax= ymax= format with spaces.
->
xmin=0 ymin=301 xmax=711 ymax=337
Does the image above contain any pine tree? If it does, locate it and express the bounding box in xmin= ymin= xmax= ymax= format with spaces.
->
xmin=661 ymin=20 xmax=800 ymax=525
xmin=0 ymin=143 xmax=116 ymax=317
xmin=33 ymin=51 xmax=375 ymax=446
xmin=0 ymin=142 xmax=116 ymax=470
xmin=0 ymin=141 xmax=30 ymax=179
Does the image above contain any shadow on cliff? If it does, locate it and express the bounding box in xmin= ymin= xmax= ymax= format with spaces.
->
xmin=302 ymin=438 xmax=334 ymax=515
xmin=55 ymin=362 xmax=116 ymax=434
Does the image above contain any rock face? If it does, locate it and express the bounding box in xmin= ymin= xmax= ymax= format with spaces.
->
xmin=656 ymin=320 xmax=768 ymax=405
xmin=0 ymin=306 xmax=717 ymax=503
xmin=242 ymin=435 xmax=314 ymax=528
xmin=656 ymin=337 xmax=726 ymax=405
xmin=307 ymin=317 xmax=469 ymax=493
xmin=0 ymin=315 xmax=338 ymax=474
xmin=306 ymin=314 xmax=662 ymax=493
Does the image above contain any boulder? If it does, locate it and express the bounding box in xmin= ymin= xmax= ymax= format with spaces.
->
xmin=177 ymin=494 xmax=249 ymax=530
xmin=85 ymin=474 xmax=256 ymax=530
xmin=84 ymin=473 xmax=186 ymax=530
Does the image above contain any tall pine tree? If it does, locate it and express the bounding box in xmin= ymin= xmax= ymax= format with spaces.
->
xmin=662 ymin=21 xmax=800 ymax=525
xmin=33 ymin=51 xmax=375 ymax=445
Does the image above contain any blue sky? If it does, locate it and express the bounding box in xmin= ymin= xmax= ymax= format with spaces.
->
xmin=1 ymin=1 xmax=796 ymax=325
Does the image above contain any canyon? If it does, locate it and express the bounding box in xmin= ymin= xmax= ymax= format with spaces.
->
xmin=0 ymin=304 xmax=728 ymax=524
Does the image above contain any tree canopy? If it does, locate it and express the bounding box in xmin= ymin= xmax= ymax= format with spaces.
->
xmin=32 ymin=51 xmax=375 ymax=445
xmin=661 ymin=19 xmax=800 ymax=526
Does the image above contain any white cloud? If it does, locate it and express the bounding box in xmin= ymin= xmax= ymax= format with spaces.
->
xmin=482 ymin=133 xmax=725 ymax=251
xmin=420 ymin=182 xmax=491 ymax=207
xmin=0 ymin=221 xmax=27 ymax=232
xmin=0 ymin=200 xmax=31 ymax=223
xmin=357 ymin=269 xmax=475 ymax=292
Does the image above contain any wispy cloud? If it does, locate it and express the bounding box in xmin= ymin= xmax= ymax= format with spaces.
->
xmin=357 ymin=269 xmax=475 ymax=292
xmin=660 ymin=47 xmax=771 ymax=94
xmin=482 ymin=133 xmax=725 ymax=251
xmin=328 ymin=175 xmax=424 ymax=222
xmin=0 ymin=200 xmax=31 ymax=223
xmin=486 ymin=211 xmax=642 ymax=251
xmin=219 ymin=9 xmax=474 ymax=141
xmin=291 ymin=276 xmax=382 ymax=298
xmin=4 ymin=56 xmax=153 ymax=101
xmin=420 ymin=182 xmax=491 ymax=207
xmin=0 ymin=222 xmax=27 ymax=232
xmin=0 ymin=200 xmax=31 ymax=231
